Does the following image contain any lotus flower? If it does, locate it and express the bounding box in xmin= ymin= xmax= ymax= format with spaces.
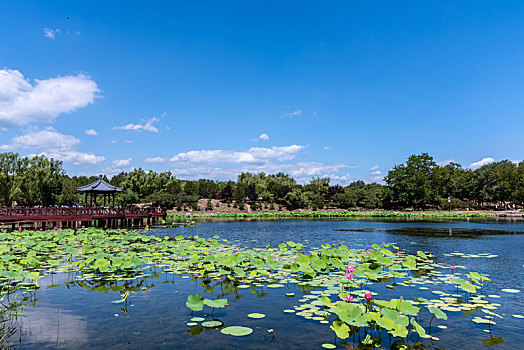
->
xmin=345 ymin=272 xmax=354 ymax=280
xmin=365 ymin=292 xmax=372 ymax=301
xmin=346 ymin=265 xmax=354 ymax=272
xmin=450 ymin=265 xmax=456 ymax=270
xmin=343 ymin=295 xmax=354 ymax=303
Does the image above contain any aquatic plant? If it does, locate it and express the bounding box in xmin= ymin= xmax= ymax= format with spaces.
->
xmin=167 ymin=210 xmax=494 ymax=220
xmin=0 ymin=227 xmax=506 ymax=348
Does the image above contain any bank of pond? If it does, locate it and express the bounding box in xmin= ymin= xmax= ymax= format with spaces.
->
xmin=0 ymin=225 xmax=521 ymax=349
xmin=168 ymin=210 xmax=495 ymax=220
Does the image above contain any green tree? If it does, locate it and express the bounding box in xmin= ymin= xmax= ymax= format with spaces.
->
xmin=58 ymin=177 xmax=79 ymax=205
xmin=233 ymin=184 xmax=245 ymax=202
xmin=385 ymin=153 xmax=438 ymax=208
xmin=283 ymin=188 xmax=308 ymax=210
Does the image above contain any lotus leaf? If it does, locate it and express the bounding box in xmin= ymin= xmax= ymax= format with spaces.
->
xmin=220 ymin=326 xmax=253 ymax=336
xmin=186 ymin=294 xmax=204 ymax=311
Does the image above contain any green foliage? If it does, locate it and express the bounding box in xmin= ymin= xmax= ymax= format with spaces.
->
xmin=186 ymin=294 xmax=204 ymax=311
xmin=283 ymin=188 xmax=309 ymax=210
xmin=385 ymin=153 xmax=438 ymax=208
xmin=1 ymin=151 xmax=521 ymax=209
xmin=0 ymin=153 xmax=65 ymax=206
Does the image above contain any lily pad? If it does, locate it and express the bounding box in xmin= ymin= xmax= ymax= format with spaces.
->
xmin=202 ymin=320 xmax=223 ymax=327
xmin=322 ymin=344 xmax=336 ymax=349
xmin=221 ymin=326 xmax=253 ymax=337
xmin=501 ymin=288 xmax=520 ymax=293
xmin=247 ymin=313 xmax=266 ymax=319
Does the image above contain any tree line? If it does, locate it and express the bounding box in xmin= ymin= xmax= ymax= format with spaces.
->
xmin=1 ymin=152 xmax=522 ymax=210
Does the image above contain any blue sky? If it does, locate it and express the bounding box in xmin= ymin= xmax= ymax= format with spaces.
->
xmin=1 ymin=1 xmax=523 ymax=184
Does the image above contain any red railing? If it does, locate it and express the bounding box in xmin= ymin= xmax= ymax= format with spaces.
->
xmin=0 ymin=206 xmax=166 ymax=218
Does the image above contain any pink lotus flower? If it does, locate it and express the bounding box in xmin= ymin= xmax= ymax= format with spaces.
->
xmin=346 ymin=265 xmax=354 ymax=272
xmin=367 ymin=250 xmax=373 ymax=254
xmin=450 ymin=265 xmax=456 ymax=270
xmin=343 ymin=295 xmax=354 ymax=303
xmin=365 ymin=293 xmax=372 ymax=301
xmin=345 ymin=272 xmax=354 ymax=280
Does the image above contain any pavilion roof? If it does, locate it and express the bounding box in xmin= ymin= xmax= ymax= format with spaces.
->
xmin=77 ymin=175 xmax=123 ymax=193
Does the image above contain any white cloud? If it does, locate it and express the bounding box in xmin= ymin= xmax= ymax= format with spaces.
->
xmin=163 ymin=144 xmax=358 ymax=184
xmin=112 ymin=158 xmax=132 ymax=167
xmin=259 ymin=133 xmax=270 ymax=141
xmin=469 ymin=157 xmax=494 ymax=169
xmin=437 ymin=159 xmax=454 ymax=166
xmin=370 ymin=165 xmax=379 ymax=170
xmin=145 ymin=145 xmax=361 ymax=185
xmin=371 ymin=170 xmax=382 ymax=175
xmin=102 ymin=158 xmax=134 ymax=175
xmin=1 ymin=127 xmax=104 ymax=166
xmin=43 ymin=28 xmax=61 ymax=39
xmin=113 ymin=117 xmax=159 ymax=133
xmin=0 ymin=69 xmax=100 ymax=128
xmin=124 ymin=139 xmax=133 ymax=143
xmin=1 ymin=127 xmax=80 ymax=151
xmin=281 ymin=110 xmax=303 ymax=118
xmin=37 ymin=151 xmax=105 ymax=166
xmin=169 ymin=145 xmax=304 ymax=164
xmin=323 ymin=146 xmax=330 ymax=150
xmin=169 ymin=161 xmax=355 ymax=185
xmin=85 ymin=129 xmax=98 ymax=136
xmin=145 ymin=156 xmax=167 ymax=163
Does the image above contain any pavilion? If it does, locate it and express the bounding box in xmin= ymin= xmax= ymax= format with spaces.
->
xmin=77 ymin=175 xmax=123 ymax=207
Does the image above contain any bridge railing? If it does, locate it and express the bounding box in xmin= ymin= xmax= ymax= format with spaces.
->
xmin=0 ymin=206 xmax=166 ymax=218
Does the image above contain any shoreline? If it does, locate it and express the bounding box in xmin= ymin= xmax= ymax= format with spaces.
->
xmin=166 ymin=210 xmax=501 ymax=220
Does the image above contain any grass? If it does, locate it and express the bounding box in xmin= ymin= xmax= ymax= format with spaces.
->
xmin=167 ymin=210 xmax=494 ymax=220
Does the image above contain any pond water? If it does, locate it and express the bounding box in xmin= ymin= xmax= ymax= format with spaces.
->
xmin=12 ymin=219 xmax=524 ymax=349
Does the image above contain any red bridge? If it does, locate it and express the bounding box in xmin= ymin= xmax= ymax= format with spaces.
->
xmin=0 ymin=206 xmax=167 ymax=231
